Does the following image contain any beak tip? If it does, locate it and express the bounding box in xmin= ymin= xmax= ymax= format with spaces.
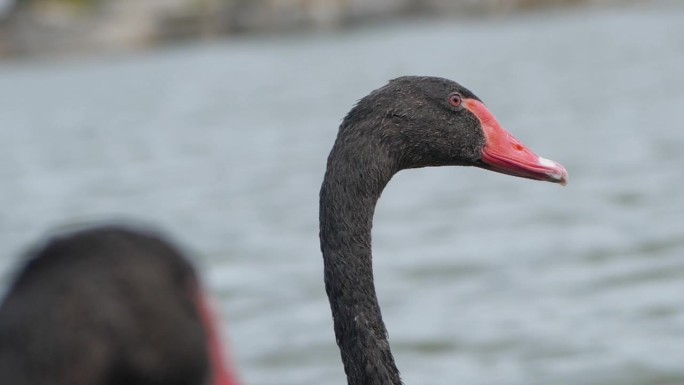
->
xmin=551 ymin=169 xmax=568 ymax=186
xmin=539 ymin=156 xmax=568 ymax=186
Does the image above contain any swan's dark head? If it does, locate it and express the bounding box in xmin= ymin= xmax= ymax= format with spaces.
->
xmin=0 ymin=226 xmax=238 ymax=385
xmin=340 ymin=76 xmax=567 ymax=185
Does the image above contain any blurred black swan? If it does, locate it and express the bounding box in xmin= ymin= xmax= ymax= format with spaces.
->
xmin=0 ymin=226 xmax=239 ymax=385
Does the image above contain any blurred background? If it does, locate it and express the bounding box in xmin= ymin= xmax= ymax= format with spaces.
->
xmin=1 ymin=0 xmax=683 ymax=384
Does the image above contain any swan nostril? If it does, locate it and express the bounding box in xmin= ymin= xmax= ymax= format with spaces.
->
xmin=514 ymin=144 xmax=524 ymax=151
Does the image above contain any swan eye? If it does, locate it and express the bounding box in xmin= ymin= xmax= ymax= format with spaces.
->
xmin=449 ymin=93 xmax=462 ymax=108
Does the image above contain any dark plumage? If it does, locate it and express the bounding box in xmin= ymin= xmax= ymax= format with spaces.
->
xmin=0 ymin=226 xmax=237 ymax=385
xmin=319 ymin=76 xmax=567 ymax=385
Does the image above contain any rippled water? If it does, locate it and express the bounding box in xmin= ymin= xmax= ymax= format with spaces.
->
xmin=1 ymin=3 xmax=684 ymax=385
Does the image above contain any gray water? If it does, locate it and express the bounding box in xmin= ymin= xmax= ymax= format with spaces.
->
xmin=1 ymin=3 xmax=684 ymax=385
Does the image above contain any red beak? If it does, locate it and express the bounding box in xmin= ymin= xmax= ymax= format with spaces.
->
xmin=463 ymin=98 xmax=568 ymax=186
xmin=195 ymin=290 xmax=241 ymax=385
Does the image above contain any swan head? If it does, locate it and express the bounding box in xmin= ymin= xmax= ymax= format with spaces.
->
xmin=340 ymin=76 xmax=568 ymax=185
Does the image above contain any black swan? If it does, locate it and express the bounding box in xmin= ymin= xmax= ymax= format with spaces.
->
xmin=0 ymin=226 xmax=239 ymax=385
xmin=319 ymin=76 xmax=567 ymax=385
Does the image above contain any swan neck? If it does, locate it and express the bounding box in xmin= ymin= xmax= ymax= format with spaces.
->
xmin=319 ymin=136 xmax=401 ymax=385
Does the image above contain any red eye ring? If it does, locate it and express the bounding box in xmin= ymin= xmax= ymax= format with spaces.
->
xmin=449 ymin=93 xmax=462 ymax=108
